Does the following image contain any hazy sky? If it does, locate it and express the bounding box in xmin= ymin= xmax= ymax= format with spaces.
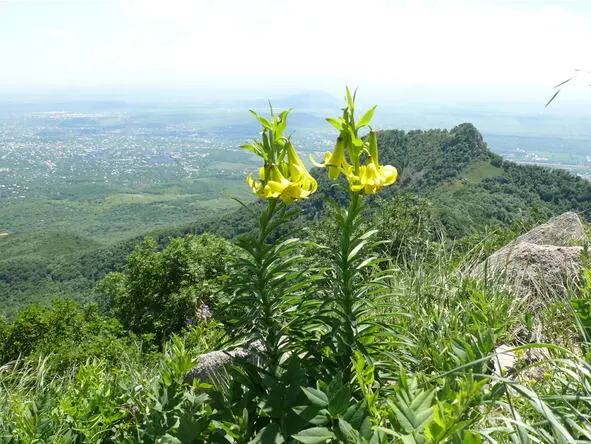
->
xmin=1 ymin=0 xmax=591 ymax=101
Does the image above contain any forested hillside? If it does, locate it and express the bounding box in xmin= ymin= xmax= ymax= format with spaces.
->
xmin=2 ymin=97 xmax=591 ymax=442
xmin=375 ymin=123 xmax=591 ymax=236
xmin=1 ymin=122 xmax=590 ymax=315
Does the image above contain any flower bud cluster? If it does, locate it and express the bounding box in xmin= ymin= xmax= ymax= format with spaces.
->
xmin=312 ymin=88 xmax=398 ymax=194
xmin=242 ymin=108 xmax=317 ymax=203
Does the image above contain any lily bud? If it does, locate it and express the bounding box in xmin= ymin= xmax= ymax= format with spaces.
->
xmin=310 ymin=137 xmax=352 ymax=181
xmin=368 ymin=131 xmax=379 ymax=164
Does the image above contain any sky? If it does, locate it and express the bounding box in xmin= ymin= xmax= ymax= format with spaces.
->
xmin=1 ymin=0 xmax=591 ymax=102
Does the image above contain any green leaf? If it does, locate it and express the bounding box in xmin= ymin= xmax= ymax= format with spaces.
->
xmin=177 ymin=410 xmax=209 ymax=442
xmin=343 ymin=401 xmax=368 ymax=430
xmin=356 ymin=106 xmax=377 ymax=129
xmin=461 ymin=431 xmax=482 ymax=444
xmin=326 ymin=117 xmax=343 ymax=131
xmin=409 ymin=389 xmax=435 ymax=414
xmin=276 ymin=109 xmax=292 ymax=136
xmin=369 ymin=431 xmax=386 ymax=444
xmin=241 ymin=142 xmax=261 ymax=155
xmin=292 ymin=427 xmax=336 ymax=444
xmin=510 ymin=383 xmax=575 ymax=442
xmin=401 ymin=434 xmax=427 ymax=444
xmin=336 ymin=418 xmax=359 ymax=443
xmin=250 ymin=423 xmax=285 ymax=444
xmin=349 ymin=131 xmax=364 ymax=148
xmin=357 ymin=229 xmax=379 ymax=241
xmin=301 ymin=386 xmax=329 ymax=408
xmin=293 ymin=405 xmax=329 ymax=426
xmin=346 ymin=87 xmax=355 ymax=110
xmin=347 ymin=240 xmax=367 ymax=262
xmin=356 ymin=257 xmax=378 ymax=270
xmin=250 ymin=109 xmax=273 ymax=129
xmin=159 ymin=435 xmax=182 ymax=444
xmin=387 ymin=387 xmax=434 ymax=434
xmin=327 ymin=380 xmax=350 ymax=416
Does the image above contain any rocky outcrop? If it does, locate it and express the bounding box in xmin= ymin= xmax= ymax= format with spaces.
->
xmin=509 ymin=212 xmax=587 ymax=247
xmin=184 ymin=342 xmax=263 ymax=385
xmin=477 ymin=242 xmax=583 ymax=305
xmin=472 ymin=212 xmax=588 ymax=306
xmin=475 ymin=213 xmax=588 ymax=377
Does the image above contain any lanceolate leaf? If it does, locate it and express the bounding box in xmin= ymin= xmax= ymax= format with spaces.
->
xmin=292 ymin=427 xmax=336 ymax=444
xmin=326 ymin=117 xmax=344 ymax=130
xmin=346 ymin=87 xmax=355 ymax=110
xmin=301 ymin=387 xmax=329 ymax=408
xmin=250 ymin=109 xmax=273 ymax=129
xmin=356 ymin=106 xmax=377 ymax=129
xmin=387 ymin=387 xmax=435 ymax=434
xmin=347 ymin=240 xmax=368 ymax=262
xmin=250 ymin=423 xmax=285 ymax=444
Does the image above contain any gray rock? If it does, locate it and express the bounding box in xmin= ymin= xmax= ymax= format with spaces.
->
xmin=471 ymin=212 xmax=588 ymax=305
xmin=474 ymin=242 xmax=583 ymax=304
xmin=510 ymin=212 xmax=587 ymax=247
xmin=471 ymin=212 xmax=588 ymax=368
xmin=184 ymin=342 xmax=263 ymax=386
xmin=492 ymin=344 xmax=517 ymax=376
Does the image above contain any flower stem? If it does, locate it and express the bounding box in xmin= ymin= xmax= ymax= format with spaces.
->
xmin=335 ymin=191 xmax=363 ymax=379
xmin=254 ymin=198 xmax=281 ymax=372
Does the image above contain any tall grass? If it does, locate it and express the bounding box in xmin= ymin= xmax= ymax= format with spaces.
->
xmin=0 ymin=232 xmax=590 ymax=442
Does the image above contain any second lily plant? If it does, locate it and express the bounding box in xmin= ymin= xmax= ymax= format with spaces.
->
xmin=228 ymin=88 xmax=400 ymax=442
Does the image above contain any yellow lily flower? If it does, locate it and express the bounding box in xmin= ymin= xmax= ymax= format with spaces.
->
xmin=348 ymin=162 xmax=398 ymax=194
xmin=271 ymin=165 xmax=315 ymax=203
xmin=311 ymin=137 xmax=352 ymax=180
xmin=246 ymin=163 xmax=314 ymax=203
xmin=378 ymin=164 xmax=398 ymax=186
xmin=246 ymin=168 xmax=266 ymax=198
xmin=286 ymin=142 xmax=317 ymax=195
xmin=243 ymin=105 xmax=317 ymax=204
xmin=347 ymin=131 xmax=398 ymax=194
xmin=350 ymin=162 xmax=381 ymax=194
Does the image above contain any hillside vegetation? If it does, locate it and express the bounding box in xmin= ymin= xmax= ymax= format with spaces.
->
xmin=1 ymin=94 xmax=591 ymax=442
xmin=2 ymin=122 xmax=591 ymax=315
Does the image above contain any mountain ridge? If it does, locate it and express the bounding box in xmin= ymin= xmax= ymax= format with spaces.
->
xmin=1 ymin=122 xmax=590 ymax=315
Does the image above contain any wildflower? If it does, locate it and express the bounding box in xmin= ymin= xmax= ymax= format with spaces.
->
xmin=349 ymin=162 xmax=398 ymax=194
xmin=315 ymin=89 xmax=397 ymax=194
xmin=286 ymin=141 xmax=318 ymax=195
xmin=247 ymin=163 xmax=314 ymax=203
xmin=198 ymin=304 xmax=211 ymax=320
xmin=243 ymin=108 xmax=317 ymax=204
xmin=348 ymin=131 xmax=398 ymax=194
xmin=311 ymin=136 xmax=352 ymax=180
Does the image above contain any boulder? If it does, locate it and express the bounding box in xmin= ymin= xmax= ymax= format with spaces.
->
xmin=510 ymin=212 xmax=587 ymax=247
xmin=476 ymin=242 xmax=583 ymax=305
xmin=471 ymin=212 xmax=588 ymax=305
xmin=184 ymin=342 xmax=263 ymax=385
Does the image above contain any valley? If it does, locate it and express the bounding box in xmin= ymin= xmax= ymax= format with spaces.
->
xmin=1 ymin=94 xmax=590 ymax=315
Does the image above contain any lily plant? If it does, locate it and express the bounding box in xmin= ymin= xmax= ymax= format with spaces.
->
xmin=312 ymin=87 xmax=398 ymax=194
xmin=227 ymin=90 xmax=401 ymax=442
xmin=243 ymin=107 xmax=317 ymax=203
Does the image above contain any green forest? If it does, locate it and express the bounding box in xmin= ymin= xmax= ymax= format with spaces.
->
xmin=1 ymin=93 xmax=591 ymax=442
xmin=2 ymin=120 xmax=590 ymax=315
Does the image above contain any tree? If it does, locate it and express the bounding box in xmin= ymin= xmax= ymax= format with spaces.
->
xmin=96 ymin=233 xmax=234 ymax=342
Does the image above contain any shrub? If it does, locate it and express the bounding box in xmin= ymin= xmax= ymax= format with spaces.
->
xmin=97 ymin=233 xmax=234 ymax=343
